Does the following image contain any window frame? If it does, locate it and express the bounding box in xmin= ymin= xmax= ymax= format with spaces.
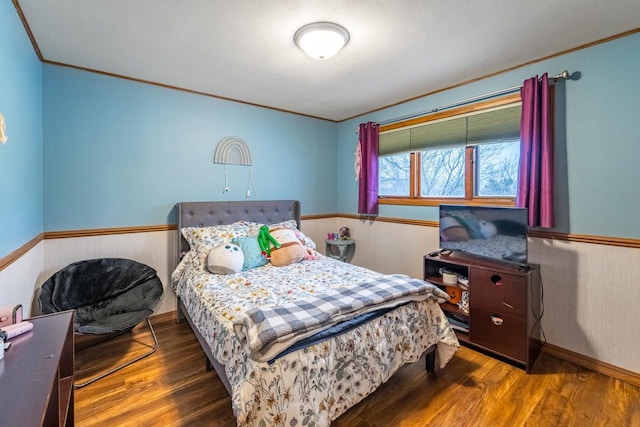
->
xmin=378 ymin=93 xmax=521 ymax=207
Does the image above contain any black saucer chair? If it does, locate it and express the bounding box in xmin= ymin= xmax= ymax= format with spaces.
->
xmin=38 ymin=258 xmax=163 ymax=388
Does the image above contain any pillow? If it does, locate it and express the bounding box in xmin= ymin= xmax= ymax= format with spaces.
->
xmin=182 ymin=224 xmax=249 ymax=255
xmin=269 ymin=228 xmax=308 ymax=267
xmin=234 ymin=220 xmax=317 ymax=250
xmin=268 ymin=219 xmax=299 ymax=231
xmin=267 ymin=221 xmax=317 ymax=250
xmin=206 ymin=243 xmax=244 ymax=275
xmin=291 ymin=228 xmax=317 ymax=250
xmin=232 ymin=236 xmax=268 ymax=270
xmin=235 ymin=219 xmax=298 ymax=235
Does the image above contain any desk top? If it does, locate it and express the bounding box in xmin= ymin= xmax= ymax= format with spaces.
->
xmin=2 ymin=311 xmax=74 ymax=426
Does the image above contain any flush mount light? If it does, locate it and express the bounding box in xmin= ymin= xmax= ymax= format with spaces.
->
xmin=294 ymin=22 xmax=350 ymax=60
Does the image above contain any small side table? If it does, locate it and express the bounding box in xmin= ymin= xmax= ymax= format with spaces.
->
xmin=325 ymin=239 xmax=355 ymax=262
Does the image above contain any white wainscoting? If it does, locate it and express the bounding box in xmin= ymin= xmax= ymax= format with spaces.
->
xmin=301 ymin=218 xmax=439 ymax=273
xmin=336 ymin=219 xmax=439 ymax=278
xmin=4 ymin=217 xmax=638 ymax=375
xmin=528 ymin=238 xmax=640 ymax=374
xmin=0 ymin=241 xmax=44 ymax=316
xmin=333 ymin=217 xmax=640 ymax=375
xmin=298 ymin=218 xmax=340 ymax=256
xmin=42 ymin=231 xmax=177 ymax=316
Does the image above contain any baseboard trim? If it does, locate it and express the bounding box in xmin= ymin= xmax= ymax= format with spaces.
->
xmin=542 ymin=343 xmax=640 ymax=387
xmin=150 ymin=311 xmax=177 ymax=324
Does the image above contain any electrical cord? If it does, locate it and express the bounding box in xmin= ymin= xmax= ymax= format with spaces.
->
xmin=530 ymin=268 xmax=547 ymax=345
xmin=246 ymin=166 xmax=258 ymax=199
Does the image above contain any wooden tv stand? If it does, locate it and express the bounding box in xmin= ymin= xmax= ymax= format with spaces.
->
xmin=424 ymin=252 xmax=542 ymax=373
xmin=1 ymin=310 xmax=75 ymax=426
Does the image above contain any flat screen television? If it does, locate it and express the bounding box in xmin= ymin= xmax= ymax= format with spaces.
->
xmin=439 ymin=205 xmax=528 ymax=267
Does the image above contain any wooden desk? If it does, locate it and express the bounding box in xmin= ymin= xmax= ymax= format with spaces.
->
xmin=1 ymin=311 xmax=75 ymax=426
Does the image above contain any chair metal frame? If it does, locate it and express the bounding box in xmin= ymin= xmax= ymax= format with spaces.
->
xmin=74 ymin=317 xmax=159 ymax=389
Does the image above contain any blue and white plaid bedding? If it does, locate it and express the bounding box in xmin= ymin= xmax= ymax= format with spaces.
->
xmin=233 ymin=274 xmax=449 ymax=361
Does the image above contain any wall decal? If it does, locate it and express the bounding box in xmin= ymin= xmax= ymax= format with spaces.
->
xmin=213 ymin=136 xmax=252 ymax=166
xmin=0 ymin=113 xmax=7 ymax=144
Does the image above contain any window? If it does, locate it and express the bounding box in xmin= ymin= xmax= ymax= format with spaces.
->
xmin=475 ymin=140 xmax=519 ymax=197
xmin=379 ymin=153 xmax=410 ymax=196
xmin=378 ymin=94 xmax=521 ymax=206
xmin=420 ymin=145 xmax=465 ymax=197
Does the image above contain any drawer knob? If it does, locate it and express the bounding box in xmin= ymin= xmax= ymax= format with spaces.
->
xmin=491 ymin=274 xmax=503 ymax=286
xmin=490 ymin=315 xmax=503 ymax=326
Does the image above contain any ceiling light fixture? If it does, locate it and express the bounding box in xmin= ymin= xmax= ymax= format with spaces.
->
xmin=294 ymin=22 xmax=350 ymax=60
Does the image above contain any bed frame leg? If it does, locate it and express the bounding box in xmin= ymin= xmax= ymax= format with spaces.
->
xmin=425 ymin=348 xmax=436 ymax=373
xmin=176 ymin=297 xmax=185 ymax=323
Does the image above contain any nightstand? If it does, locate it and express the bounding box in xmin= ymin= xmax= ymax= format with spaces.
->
xmin=325 ymin=239 xmax=355 ymax=262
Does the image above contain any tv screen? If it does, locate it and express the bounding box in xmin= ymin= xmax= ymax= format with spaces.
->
xmin=439 ymin=205 xmax=528 ymax=266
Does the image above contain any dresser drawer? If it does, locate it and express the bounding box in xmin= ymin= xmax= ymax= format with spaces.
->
xmin=470 ymin=308 xmax=526 ymax=362
xmin=470 ymin=269 xmax=526 ymax=316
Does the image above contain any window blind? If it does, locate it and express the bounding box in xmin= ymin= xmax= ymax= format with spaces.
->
xmin=379 ymin=103 xmax=522 ymax=156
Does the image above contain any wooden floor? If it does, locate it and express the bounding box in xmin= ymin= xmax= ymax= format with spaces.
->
xmin=74 ymin=315 xmax=640 ymax=427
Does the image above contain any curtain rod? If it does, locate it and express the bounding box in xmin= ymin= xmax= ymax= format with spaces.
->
xmin=374 ymin=70 xmax=571 ymax=128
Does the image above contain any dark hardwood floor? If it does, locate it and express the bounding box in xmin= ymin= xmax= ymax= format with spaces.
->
xmin=74 ymin=314 xmax=640 ymax=426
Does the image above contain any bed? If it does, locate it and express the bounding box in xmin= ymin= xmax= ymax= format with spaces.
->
xmin=171 ymin=200 xmax=459 ymax=426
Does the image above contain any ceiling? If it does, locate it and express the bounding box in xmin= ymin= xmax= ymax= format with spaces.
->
xmin=15 ymin=0 xmax=640 ymax=122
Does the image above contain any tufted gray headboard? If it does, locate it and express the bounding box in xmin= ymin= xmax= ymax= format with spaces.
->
xmin=176 ymin=200 xmax=301 ymax=263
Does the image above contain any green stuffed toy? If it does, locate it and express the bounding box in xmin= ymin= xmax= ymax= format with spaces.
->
xmin=257 ymin=225 xmax=280 ymax=257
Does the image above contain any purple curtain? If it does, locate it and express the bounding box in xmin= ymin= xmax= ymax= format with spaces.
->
xmin=358 ymin=122 xmax=379 ymax=215
xmin=517 ymin=74 xmax=555 ymax=228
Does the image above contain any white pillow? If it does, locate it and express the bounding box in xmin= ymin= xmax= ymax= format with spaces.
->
xmin=206 ymin=243 xmax=244 ymax=275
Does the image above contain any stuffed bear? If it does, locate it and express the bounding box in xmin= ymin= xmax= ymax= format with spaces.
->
xmin=207 ymin=242 xmax=244 ymax=274
xmin=338 ymin=226 xmax=351 ymax=240
xmin=269 ymin=228 xmax=311 ymax=267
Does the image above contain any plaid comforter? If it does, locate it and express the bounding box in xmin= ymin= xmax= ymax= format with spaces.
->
xmin=233 ymin=274 xmax=449 ymax=362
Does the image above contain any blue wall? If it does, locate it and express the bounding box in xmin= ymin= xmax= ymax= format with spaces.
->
xmin=0 ymin=2 xmax=43 ymax=258
xmin=3 ymin=5 xmax=639 ymax=258
xmin=42 ymin=66 xmax=337 ymax=231
xmin=337 ymin=32 xmax=640 ymax=240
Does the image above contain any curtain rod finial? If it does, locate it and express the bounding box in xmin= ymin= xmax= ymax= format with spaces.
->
xmin=553 ymin=70 xmax=570 ymax=81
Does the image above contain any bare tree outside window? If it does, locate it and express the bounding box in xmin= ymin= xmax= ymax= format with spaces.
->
xmin=476 ymin=141 xmax=519 ymax=196
xmin=378 ymin=141 xmax=519 ymax=199
xmin=379 ymin=153 xmax=410 ymax=196
xmin=420 ymin=146 xmax=465 ymax=197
